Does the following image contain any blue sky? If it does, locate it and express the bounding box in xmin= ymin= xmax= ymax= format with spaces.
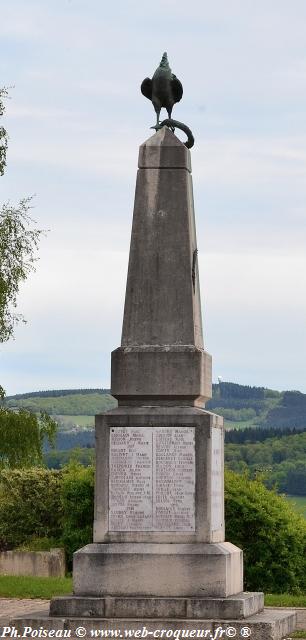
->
xmin=1 ymin=0 xmax=306 ymax=394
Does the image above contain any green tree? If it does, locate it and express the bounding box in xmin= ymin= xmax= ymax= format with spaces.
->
xmin=0 ymin=197 xmax=43 ymax=342
xmin=0 ymin=88 xmax=57 ymax=466
xmin=0 ymin=87 xmax=44 ymax=342
xmin=0 ymin=404 xmax=56 ymax=469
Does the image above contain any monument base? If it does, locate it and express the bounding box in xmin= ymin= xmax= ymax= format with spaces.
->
xmin=71 ymin=542 xmax=242 ymax=598
xmin=10 ymin=608 xmax=297 ymax=640
xmin=50 ymin=592 xmax=264 ymax=619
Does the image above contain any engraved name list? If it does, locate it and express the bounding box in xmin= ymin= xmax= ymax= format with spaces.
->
xmin=109 ymin=427 xmax=195 ymax=532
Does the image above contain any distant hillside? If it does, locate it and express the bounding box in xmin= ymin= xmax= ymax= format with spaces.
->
xmin=5 ymin=391 xmax=116 ymax=416
xmin=207 ymin=382 xmax=306 ymax=432
xmin=6 ymin=388 xmax=110 ymax=400
xmin=5 ymin=381 xmax=306 ymax=436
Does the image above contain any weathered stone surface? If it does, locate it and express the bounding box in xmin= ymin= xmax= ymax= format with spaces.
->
xmin=138 ymin=126 xmax=192 ymax=170
xmin=113 ymin=128 xmax=210 ymax=407
xmin=111 ymin=346 xmax=212 ymax=406
xmin=0 ymin=548 xmax=65 ymax=578
xmin=187 ymin=592 xmax=264 ymax=619
xmin=50 ymin=597 xmax=105 ymax=618
xmin=121 ymin=165 xmax=200 ymax=347
xmin=51 ymin=596 xmax=185 ymax=619
xmin=50 ymin=592 xmax=263 ymax=619
xmin=268 ymin=606 xmax=306 ymax=631
xmin=11 ymin=609 xmax=297 ymax=640
xmin=73 ymin=542 xmax=243 ymax=598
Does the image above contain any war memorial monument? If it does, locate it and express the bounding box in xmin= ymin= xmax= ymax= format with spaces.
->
xmin=13 ymin=54 xmax=296 ymax=640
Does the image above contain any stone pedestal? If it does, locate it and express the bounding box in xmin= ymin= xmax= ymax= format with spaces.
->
xmin=74 ymin=407 xmax=243 ymax=600
xmin=12 ymin=129 xmax=296 ymax=638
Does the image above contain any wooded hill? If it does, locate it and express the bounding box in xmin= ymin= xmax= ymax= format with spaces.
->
xmin=207 ymin=382 xmax=306 ymax=431
xmin=226 ymin=431 xmax=306 ymax=495
xmin=5 ymin=390 xmax=115 ymax=416
xmin=6 ymin=381 xmax=306 ymax=433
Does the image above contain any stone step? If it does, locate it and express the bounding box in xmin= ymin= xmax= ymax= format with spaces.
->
xmin=50 ymin=592 xmax=264 ymax=619
xmin=10 ymin=609 xmax=297 ymax=640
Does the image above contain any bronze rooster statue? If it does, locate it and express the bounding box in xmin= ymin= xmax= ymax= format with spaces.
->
xmin=140 ymin=52 xmax=194 ymax=149
xmin=141 ymin=52 xmax=183 ymax=127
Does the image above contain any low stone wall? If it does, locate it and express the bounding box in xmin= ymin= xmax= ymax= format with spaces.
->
xmin=268 ymin=606 xmax=306 ymax=631
xmin=290 ymin=608 xmax=306 ymax=630
xmin=0 ymin=548 xmax=66 ymax=578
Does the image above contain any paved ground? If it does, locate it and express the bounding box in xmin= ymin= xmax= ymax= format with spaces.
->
xmin=0 ymin=598 xmax=50 ymax=626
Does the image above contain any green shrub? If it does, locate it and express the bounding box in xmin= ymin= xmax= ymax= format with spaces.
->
xmin=0 ymin=468 xmax=62 ymax=550
xmin=0 ymin=465 xmax=94 ymax=566
xmin=16 ymin=537 xmax=60 ymax=551
xmin=60 ymin=463 xmax=94 ymax=567
xmin=2 ymin=464 xmax=306 ymax=593
xmin=225 ymin=469 xmax=306 ymax=593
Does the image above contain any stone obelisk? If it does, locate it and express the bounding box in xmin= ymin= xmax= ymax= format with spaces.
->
xmin=72 ymin=127 xmax=244 ymax=600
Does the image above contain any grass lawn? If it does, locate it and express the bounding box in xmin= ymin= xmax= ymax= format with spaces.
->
xmin=0 ymin=576 xmax=72 ymax=599
xmin=265 ymin=593 xmax=306 ymax=607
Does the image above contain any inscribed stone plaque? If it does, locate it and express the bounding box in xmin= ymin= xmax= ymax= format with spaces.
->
xmin=108 ymin=428 xmax=152 ymax=531
xmin=109 ymin=427 xmax=195 ymax=532
xmin=153 ymin=428 xmax=195 ymax=531
xmin=211 ymin=428 xmax=223 ymax=531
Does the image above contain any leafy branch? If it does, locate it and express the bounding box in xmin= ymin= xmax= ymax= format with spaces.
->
xmin=0 ymin=197 xmax=44 ymax=342
xmin=0 ymin=87 xmax=9 ymax=176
